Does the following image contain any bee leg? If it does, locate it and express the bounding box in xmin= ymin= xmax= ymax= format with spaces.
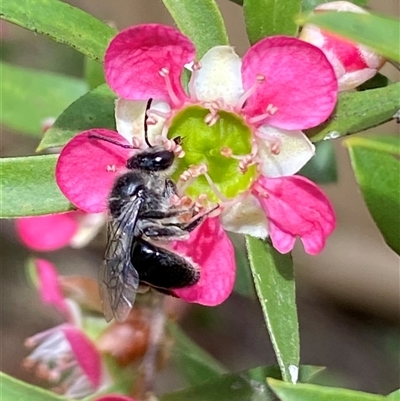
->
xmin=141 ymin=223 xmax=190 ymax=240
xmin=163 ymin=178 xmax=178 ymax=197
xmin=140 ymin=207 xmax=193 ymax=219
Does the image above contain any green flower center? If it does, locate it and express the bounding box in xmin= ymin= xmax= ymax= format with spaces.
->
xmin=167 ymin=106 xmax=256 ymax=203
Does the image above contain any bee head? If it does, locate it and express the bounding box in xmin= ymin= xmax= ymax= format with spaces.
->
xmin=126 ymin=147 xmax=175 ymax=172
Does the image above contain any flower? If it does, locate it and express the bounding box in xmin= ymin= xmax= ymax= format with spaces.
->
xmin=56 ymin=24 xmax=337 ymax=305
xmin=300 ymin=1 xmax=386 ymax=91
xmin=16 ymin=211 xmax=106 ymax=251
xmin=23 ymin=259 xmax=110 ymax=398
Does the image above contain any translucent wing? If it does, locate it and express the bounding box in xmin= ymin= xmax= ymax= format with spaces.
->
xmin=99 ymin=197 xmax=142 ymax=322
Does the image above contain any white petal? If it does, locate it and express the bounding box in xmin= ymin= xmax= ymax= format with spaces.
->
xmin=190 ymin=46 xmax=244 ymax=107
xmin=221 ymin=194 xmax=268 ymax=239
xmin=115 ymin=99 xmax=170 ymax=145
xmin=338 ymin=68 xmax=377 ymax=91
xmin=70 ymin=212 xmax=106 ymax=248
xmin=257 ymin=126 xmax=315 ymax=177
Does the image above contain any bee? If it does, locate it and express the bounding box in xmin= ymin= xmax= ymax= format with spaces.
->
xmin=89 ymin=100 xmax=211 ymax=322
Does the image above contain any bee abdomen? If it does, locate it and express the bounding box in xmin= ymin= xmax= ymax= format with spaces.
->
xmin=131 ymin=238 xmax=200 ymax=289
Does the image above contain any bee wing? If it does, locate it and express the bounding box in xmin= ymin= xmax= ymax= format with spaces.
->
xmin=99 ymin=198 xmax=142 ymax=322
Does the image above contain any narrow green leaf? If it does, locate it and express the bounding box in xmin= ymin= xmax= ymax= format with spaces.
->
xmin=161 ymin=365 xmax=323 ymax=401
xmin=230 ymin=233 xmax=256 ymax=298
xmin=161 ymin=0 xmax=229 ymax=58
xmin=0 ymin=372 xmax=69 ymax=401
xmin=307 ymin=83 xmax=400 ymax=142
xmin=38 ymin=84 xmax=116 ymax=151
xmin=344 ymin=136 xmax=400 ymax=156
xmin=0 ymin=0 xmax=116 ymax=62
xmin=0 ymin=155 xmax=73 ymax=218
xmin=345 ymin=136 xmax=400 ymax=255
xmin=298 ymin=11 xmax=400 ymax=62
xmin=246 ymin=237 xmax=299 ymax=383
xmin=268 ymin=378 xmax=388 ymax=401
xmin=299 ymin=140 xmax=337 ymax=184
xmin=168 ymin=322 xmax=227 ymax=386
xmin=388 ymin=390 xmax=400 ymax=400
xmin=226 ymin=0 xmax=369 ymax=10
xmin=84 ymin=57 xmax=106 ymax=90
xmin=243 ymin=0 xmax=301 ymax=43
xmin=1 ymin=62 xmax=87 ymax=137
xmin=301 ymin=0 xmax=368 ymax=12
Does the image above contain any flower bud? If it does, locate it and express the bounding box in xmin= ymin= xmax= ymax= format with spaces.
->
xmin=300 ymin=1 xmax=386 ymax=91
xmin=96 ymin=309 xmax=150 ymax=366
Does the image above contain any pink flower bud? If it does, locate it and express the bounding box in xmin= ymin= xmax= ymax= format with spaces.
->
xmin=300 ymin=1 xmax=386 ymax=91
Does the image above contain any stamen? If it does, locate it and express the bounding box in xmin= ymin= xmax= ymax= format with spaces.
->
xmin=235 ymin=74 xmax=265 ymax=110
xmin=204 ymin=112 xmax=220 ymax=126
xmin=154 ymin=135 xmax=185 ymax=158
xmin=252 ymin=182 xmax=269 ymax=199
xmin=220 ymin=141 xmax=259 ymax=173
xmin=159 ymin=67 xmax=181 ymax=108
xmin=247 ymin=103 xmax=279 ymax=125
xmin=147 ymin=108 xmax=172 ymax=121
xmin=188 ymin=61 xmax=202 ymax=102
xmin=255 ymin=130 xmax=282 ymax=155
xmin=203 ymin=172 xmax=230 ymax=203
xmin=106 ymin=164 xmax=117 ymax=172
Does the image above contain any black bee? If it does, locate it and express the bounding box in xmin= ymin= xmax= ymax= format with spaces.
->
xmin=89 ymin=99 xmax=210 ymax=322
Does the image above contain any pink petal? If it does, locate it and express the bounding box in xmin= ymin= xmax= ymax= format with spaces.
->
xmin=63 ymin=326 xmax=102 ymax=389
xmin=95 ymin=396 xmax=137 ymax=401
xmin=34 ymin=259 xmax=67 ymax=314
xmin=16 ymin=213 xmax=79 ymax=251
xmin=241 ymin=36 xmax=337 ymax=130
xmin=56 ymin=130 xmax=132 ymax=213
xmin=105 ymin=24 xmax=195 ymax=105
xmin=173 ymin=217 xmax=235 ymax=306
xmin=254 ymin=175 xmax=336 ymax=254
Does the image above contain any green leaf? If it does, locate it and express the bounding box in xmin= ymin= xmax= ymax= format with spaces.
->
xmin=0 ymin=0 xmax=116 ymax=62
xmin=1 ymin=62 xmax=87 ymax=137
xmin=230 ymin=233 xmax=256 ymax=298
xmin=268 ymin=378 xmax=388 ymax=401
xmin=161 ymin=0 xmax=229 ymax=58
xmin=301 ymin=0 xmax=368 ymax=12
xmin=0 ymin=372 xmax=69 ymax=401
xmin=243 ymin=0 xmax=301 ymax=43
xmin=307 ymin=83 xmax=400 ymax=142
xmin=388 ymin=390 xmax=400 ymax=400
xmin=246 ymin=237 xmax=299 ymax=383
xmin=161 ymin=365 xmax=324 ymax=401
xmin=345 ymin=136 xmax=400 ymax=255
xmin=0 ymin=155 xmax=73 ymax=218
xmin=38 ymin=84 xmax=116 ymax=151
xmin=345 ymin=135 xmax=400 ymax=156
xmin=299 ymin=140 xmax=337 ymax=184
xmin=84 ymin=57 xmax=106 ymax=90
xmin=168 ymin=322 xmax=227 ymax=386
xmin=298 ymin=11 xmax=400 ymax=62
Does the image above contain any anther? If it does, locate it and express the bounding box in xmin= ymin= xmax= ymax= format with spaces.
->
xmin=252 ymin=182 xmax=269 ymax=199
xmin=155 ymin=135 xmax=185 ymax=158
xmin=106 ymin=164 xmax=117 ymax=172
xmin=247 ymin=103 xmax=279 ymax=125
xmin=220 ymin=147 xmax=233 ymax=158
xmin=188 ymin=61 xmax=202 ymax=102
xmin=204 ymin=112 xmax=220 ymax=126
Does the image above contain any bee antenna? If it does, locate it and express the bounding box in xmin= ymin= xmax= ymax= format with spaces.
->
xmin=88 ymin=133 xmax=135 ymax=149
xmin=144 ymin=98 xmax=153 ymax=148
